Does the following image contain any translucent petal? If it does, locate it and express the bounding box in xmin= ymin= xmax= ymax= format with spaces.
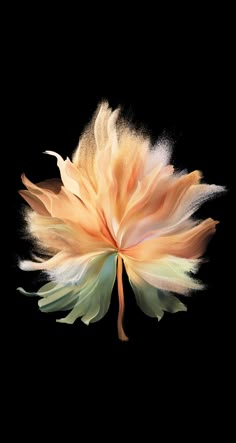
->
xmin=56 ymin=253 xmax=117 ymax=324
xmin=128 ymin=267 xmax=186 ymax=320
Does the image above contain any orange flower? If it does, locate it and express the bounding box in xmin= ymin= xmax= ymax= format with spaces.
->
xmin=18 ymin=102 xmax=224 ymax=340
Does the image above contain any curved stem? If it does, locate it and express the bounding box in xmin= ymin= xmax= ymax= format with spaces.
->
xmin=117 ymin=255 xmax=128 ymax=341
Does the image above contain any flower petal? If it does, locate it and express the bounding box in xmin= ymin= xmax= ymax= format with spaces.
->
xmin=18 ymin=190 xmax=50 ymax=216
xmin=157 ymin=290 xmax=187 ymax=314
xmin=20 ymin=175 xmax=116 ymax=250
xmin=19 ymin=251 xmax=73 ymax=271
xmin=44 ymin=151 xmax=81 ymax=198
xmin=128 ymin=269 xmax=164 ymax=319
xmin=125 ymin=218 xmax=218 ymax=261
xmin=19 ymin=253 xmax=117 ymax=319
xmin=72 ymin=102 xmax=119 ymax=191
xmin=124 ymin=254 xmax=203 ymax=294
xmin=119 ymin=171 xmax=201 ymax=248
xmin=128 ymin=268 xmax=186 ymax=319
xmin=56 ymin=253 xmax=117 ymax=324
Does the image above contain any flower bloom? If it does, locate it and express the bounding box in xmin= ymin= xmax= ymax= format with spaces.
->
xmin=18 ymin=102 xmax=224 ymax=340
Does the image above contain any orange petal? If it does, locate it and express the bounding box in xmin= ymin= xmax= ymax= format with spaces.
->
xmin=21 ymin=174 xmax=116 ymax=249
xmin=124 ymin=218 xmax=218 ymax=261
xmin=19 ymin=190 xmax=50 ymax=216
xmin=119 ymin=171 xmax=201 ymax=249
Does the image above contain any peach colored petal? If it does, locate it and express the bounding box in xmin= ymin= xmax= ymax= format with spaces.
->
xmin=117 ymin=167 xmax=173 ymax=247
xmin=19 ymin=190 xmax=50 ymax=216
xmin=111 ymin=132 xmax=149 ymax=220
xmin=21 ymin=174 xmax=54 ymax=212
xmin=94 ymin=102 xmax=117 ymax=152
xmin=36 ymin=179 xmax=62 ymax=193
xmin=119 ymin=183 xmax=224 ymax=249
xmin=124 ymin=218 xmax=218 ymax=261
xmin=72 ymin=102 xmax=119 ymax=190
xmin=119 ymin=170 xmax=201 ymax=248
xmin=28 ymin=211 xmax=116 ymax=256
xmin=21 ymin=175 xmax=116 ymax=250
xmin=44 ymin=151 xmax=81 ymax=198
xmin=19 ymin=179 xmax=62 ymax=216
xmin=21 ymin=175 xmax=99 ymax=234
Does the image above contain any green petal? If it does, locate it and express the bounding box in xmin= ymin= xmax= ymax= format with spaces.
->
xmin=57 ymin=253 xmax=117 ymax=325
xmin=17 ymin=282 xmax=59 ymax=297
xmin=17 ymin=287 xmax=38 ymax=297
xmin=130 ymin=280 xmax=164 ymax=320
xmin=130 ymin=277 xmax=187 ymax=320
xmin=157 ymin=290 xmax=187 ymax=314
xmin=38 ymin=285 xmax=80 ymax=312
xmin=38 ymin=282 xmax=58 ymax=295
xmin=18 ymin=253 xmax=117 ymax=325
xmin=83 ymin=253 xmax=118 ymax=324
xmin=18 ymin=282 xmax=81 ymax=312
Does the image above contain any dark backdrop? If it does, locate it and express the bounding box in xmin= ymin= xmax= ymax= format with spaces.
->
xmin=8 ymin=22 xmax=233 ymax=437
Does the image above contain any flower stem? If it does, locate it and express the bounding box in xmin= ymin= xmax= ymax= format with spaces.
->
xmin=117 ymin=255 xmax=128 ymax=341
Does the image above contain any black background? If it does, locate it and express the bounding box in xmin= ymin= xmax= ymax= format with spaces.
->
xmin=8 ymin=12 xmax=233 ymax=437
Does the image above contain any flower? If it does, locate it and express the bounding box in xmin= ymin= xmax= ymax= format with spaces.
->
xmin=18 ymin=102 xmax=224 ymax=341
